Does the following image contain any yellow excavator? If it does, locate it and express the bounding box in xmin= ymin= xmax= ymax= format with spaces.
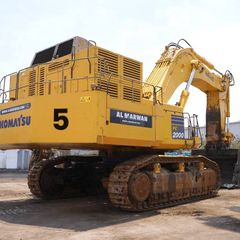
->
xmin=0 ymin=37 xmax=235 ymax=211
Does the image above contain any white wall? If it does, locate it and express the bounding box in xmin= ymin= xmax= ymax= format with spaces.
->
xmin=0 ymin=150 xmax=31 ymax=169
xmin=199 ymin=121 xmax=240 ymax=140
xmin=5 ymin=150 xmax=18 ymax=169
xmin=0 ymin=151 xmax=6 ymax=168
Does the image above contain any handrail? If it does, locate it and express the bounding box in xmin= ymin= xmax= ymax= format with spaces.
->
xmin=0 ymin=72 xmax=18 ymax=103
xmin=163 ymin=109 xmax=201 ymax=142
xmin=87 ymin=40 xmax=97 ymax=74
xmin=106 ymin=72 xmax=113 ymax=95
xmin=0 ymin=72 xmax=17 ymax=85
xmin=0 ymin=71 xmax=160 ymax=104
xmin=0 ymin=56 xmax=100 ymax=102
xmin=0 ymin=55 xmax=162 ymax=105
xmin=194 ymin=114 xmax=203 ymax=147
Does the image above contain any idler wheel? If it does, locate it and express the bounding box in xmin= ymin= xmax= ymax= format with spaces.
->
xmin=129 ymin=172 xmax=151 ymax=202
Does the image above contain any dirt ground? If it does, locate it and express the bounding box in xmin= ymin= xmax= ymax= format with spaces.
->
xmin=0 ymin=172 xmax=239 ymax=240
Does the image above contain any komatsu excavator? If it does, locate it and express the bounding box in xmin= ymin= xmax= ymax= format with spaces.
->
xmin=0 ymin=37 xmax=235 ymax=211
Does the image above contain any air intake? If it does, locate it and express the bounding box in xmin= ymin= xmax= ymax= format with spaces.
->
xmin=123 ymin=57 xmax=141 ymax=81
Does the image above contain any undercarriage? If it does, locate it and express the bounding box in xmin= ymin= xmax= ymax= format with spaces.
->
xmin=28 ymin=149 xmax=220 ymax=211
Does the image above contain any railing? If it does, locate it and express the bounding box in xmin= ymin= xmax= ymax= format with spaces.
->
xmin=163 ymin=109 xmax=202 ymax=143
xmin=0 ymin=56 xmax=162 ymax=105
xmin=184 ymin=113 xmax=203 ymax=145
xmin=0 ymin=72 xmax=17 ymax=103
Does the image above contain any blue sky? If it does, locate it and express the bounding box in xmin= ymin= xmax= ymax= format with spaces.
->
xmin=0 ymin=0 xmax=240 ymax=125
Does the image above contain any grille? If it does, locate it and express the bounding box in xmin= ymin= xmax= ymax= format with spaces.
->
xmin=48 ymin=59 xmax=69 ymax=71
xmin=39 ymin=67 xmax=45 ymax=95
xmin=123 ymin=86 xmax=141 ymax=102
xmin=98 ymin=49 xmax=118 ymax=75
xmin=97 ymin=79 xmax=118 ymax=98
xmin=123 ymin=58 xmax=141 ymax=81
xmin=28 ymin=70 xmax=36 ymax=96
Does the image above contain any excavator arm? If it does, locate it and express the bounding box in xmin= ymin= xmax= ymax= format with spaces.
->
xmin=144 ymin=39 xmax=234 ymax=150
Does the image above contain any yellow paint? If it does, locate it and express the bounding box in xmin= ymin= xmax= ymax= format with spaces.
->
xmin=198 ymin=162 xmax=204 ymax=171
xmin=0 ymin=37 xmax=232 ymax=151
xmin=154 ymin=163 xmax=161 ymax=173
xmin=80 ymin=96 xmax=91 ymax=103
xmin=145 ymin=46 xmax=233 ymax=147
xmin=178 ymin=162 xmax=185 ymax=173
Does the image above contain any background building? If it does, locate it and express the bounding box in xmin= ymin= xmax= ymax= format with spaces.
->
xmin=199 ymin=121 xmax=240 ymax=142
xmin=0 ymin=150 xmax=31 ymax=170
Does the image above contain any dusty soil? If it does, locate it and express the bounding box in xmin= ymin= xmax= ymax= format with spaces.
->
xmin=0 ymin=172 xmax=239 ymax=240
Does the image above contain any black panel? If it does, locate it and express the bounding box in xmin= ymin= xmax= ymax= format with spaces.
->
xmin=110 ymin=109 xmax=152 ymax=128
xmin=31 ymin=38 xmax=74 ymax=66
xmin=206 ymin=110 xmax=221 ymax=136
xmin=56 ymin=39 xmax=74 ymax=58
xmin=32 ymin=46 xmax=55 ymax=66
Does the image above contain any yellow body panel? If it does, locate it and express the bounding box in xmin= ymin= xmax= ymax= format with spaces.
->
xmin=0 ymin=90 xmax=197 ymax=149
xmin=0 ymin=37 xmax=201 ymax=150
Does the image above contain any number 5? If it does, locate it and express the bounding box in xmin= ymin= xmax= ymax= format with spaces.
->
xmin=53 ymin=108 xmax=69 ymax=130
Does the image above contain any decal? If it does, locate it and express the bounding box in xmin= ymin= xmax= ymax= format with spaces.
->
xmin=0 ymin=115 xmax=31 ymax=129
xmin=171 ymin=115 xmax=184 ymax=139
xmin=110 ymin=109 xmax=152 ymax=128
xmin=0 ymin=103 xmax=31 ymax=115
xmin=80 ymin=96 xmax=91 ymax=103
xmin=53 ymin=108 xmax=69 ymax=130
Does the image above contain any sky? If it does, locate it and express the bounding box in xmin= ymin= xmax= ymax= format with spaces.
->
xmin=0 ymin=0 xmax=240 ymax=125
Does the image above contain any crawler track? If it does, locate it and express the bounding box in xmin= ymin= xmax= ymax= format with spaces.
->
xmin=28 ymin=157 xmax=66 ymax=198
xmin=108 ymin=155 xmax=221 ymax=211
xmin=28 ymin=152 xmax=221 ymax=211
xmin=28 ymin=156 xmax=105 ymax=198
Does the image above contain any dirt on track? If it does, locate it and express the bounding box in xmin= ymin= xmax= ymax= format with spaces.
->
xmin=0 ymin=172 xmax=239 ymax=240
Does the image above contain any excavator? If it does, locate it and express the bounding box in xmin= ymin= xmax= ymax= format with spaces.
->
xmin=0 ymin=36 xmax=235 ymax=211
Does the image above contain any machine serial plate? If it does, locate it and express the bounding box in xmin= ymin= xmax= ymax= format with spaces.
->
xmin=110 ymin=109 xmax=152 ymax=128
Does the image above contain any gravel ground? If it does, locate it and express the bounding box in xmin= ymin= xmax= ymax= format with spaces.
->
xmin=0 ymin=172 xmax=239 ymax=240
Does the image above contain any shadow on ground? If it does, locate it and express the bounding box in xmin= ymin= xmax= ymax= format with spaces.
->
xmin=1 ymin=188 xmax=239 ymax=234
xmin=229 ymin=206 xmax=240 ymax=213
xmin=0 ymin=195 xmax=159 ymax=232
xmin=198 ymin=215 xmax=240 ymax=233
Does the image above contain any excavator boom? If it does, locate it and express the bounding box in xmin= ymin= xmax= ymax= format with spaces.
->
xmin=145 ymin=40 xmax=234 ymax=149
